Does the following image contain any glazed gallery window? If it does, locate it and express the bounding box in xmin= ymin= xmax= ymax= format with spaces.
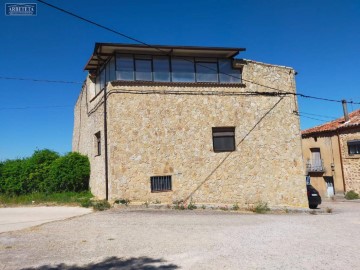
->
xmin=348 ymin=140 xmax=360 ymax=155
xmin=112 ymin=54 xmax=241 ymax=83
xmin=212 ymin=127 xmax=236 ymax=152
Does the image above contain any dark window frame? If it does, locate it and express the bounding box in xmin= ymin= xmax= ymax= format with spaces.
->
xmin=212 ymin=127 xmax=236 ymax=152
xmin=348 ymin=140 xmax=360 ymax=155
xmin=95 ymin=131 xmax=101 ymax=156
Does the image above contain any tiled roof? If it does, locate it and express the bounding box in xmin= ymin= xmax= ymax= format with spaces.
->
xmin=302 ymin=109 xmax=360 ymax=136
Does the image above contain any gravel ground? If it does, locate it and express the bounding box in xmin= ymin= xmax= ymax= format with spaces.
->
xmin=1 ymin=200 xmax=360 ymax=270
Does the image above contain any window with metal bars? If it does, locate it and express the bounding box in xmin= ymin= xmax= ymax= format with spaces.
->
xmin=150 ymin=175 xmax=172 ymax=192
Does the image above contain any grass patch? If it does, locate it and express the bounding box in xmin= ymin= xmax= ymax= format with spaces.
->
xmin=114 ymin=198 xmax=130 ymax=206
xmin=345 ymin=190 xmax=359 ymax=200
xmin=0 ymin=191 xmax=93 ymax=207
xmin=91 ymin=200 xmax=111 ymax=211
xmin=248 ymin=202 xmax=270 ymax=214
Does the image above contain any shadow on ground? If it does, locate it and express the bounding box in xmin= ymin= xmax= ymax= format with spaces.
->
xmin=21 ymin=256 xmax=179 ymax=270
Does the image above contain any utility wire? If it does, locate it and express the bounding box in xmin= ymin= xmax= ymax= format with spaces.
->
xmin=297 ymin=114 xmax=329 ymax=122
xmin=295 ymin=111 xmax=337 ymax=120
xmin=184 ymin=97 xmax=285 ymax=201
xmin=0 ymin=76 xmax=82 ymax=84
xmin=0 ymin=105 xmax=72 ymax=110
xmin=36 ymin=0 xmax=360 ymax=106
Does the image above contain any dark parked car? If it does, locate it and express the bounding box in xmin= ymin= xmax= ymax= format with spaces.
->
xmin=307 ymin=184 xmax=322 ymax=209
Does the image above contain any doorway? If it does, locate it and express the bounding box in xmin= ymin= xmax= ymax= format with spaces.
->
xmin=324 ymin=176 xmax=335 ymax=197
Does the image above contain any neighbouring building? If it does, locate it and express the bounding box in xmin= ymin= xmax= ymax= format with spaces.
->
xmin=302 ymin=105 xmax=360 ymax=197
xmin=73 ymin=43 xmax=308 ymax=207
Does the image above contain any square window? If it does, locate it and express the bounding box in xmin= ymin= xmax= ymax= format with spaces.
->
xmin=348 ymin=140 xmax=360 ymax=155
xmin=212 ymin=127 xmax=235 ymax=152
xmin=95 ymin=132 xmax=101 ymax=156
xmin=150 ymin=175 xmax=172 ymax=192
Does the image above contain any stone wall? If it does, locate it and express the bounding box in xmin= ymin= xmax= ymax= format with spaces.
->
xmin=339 ymin=128 xmax=360 ymax=193
xmin=72 ymin=79 xmax=106 ymax=198
xmin=73 ymin=60 xmax=308 ymax=207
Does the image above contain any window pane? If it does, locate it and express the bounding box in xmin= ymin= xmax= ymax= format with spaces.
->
xmin=213 ymin=137 xmax=235 ymax=152
xmin=116 ymin=54 xmax=134 ymax=81
xmin=108 ymin=57 xmax=116 ymax=82
xmin=135 ymin=59 xmax=152 ymax=81
xmin=219 ymin=59 xmax=241 ymax=83
xmin=171 ymin=57 xmax=195 ymax=82
xmin=212 ymin=127 xmax=235 ymax=152
xmin=196 ymin=62 xmax=218 ymax=82
xmin=99 ymin=68 xmax=105 ymax=89
xmin=153 ymin=56 xmax=170 ymax=82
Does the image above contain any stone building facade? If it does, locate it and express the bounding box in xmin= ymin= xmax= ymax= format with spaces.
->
xmin=302 ymin=109 xmax=360 ymax=197
xmin=73 ymin=43 xmax=308 ymax=207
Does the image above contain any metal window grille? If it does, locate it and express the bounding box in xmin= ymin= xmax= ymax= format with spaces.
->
xmin=150 ymin=175 xmax=172 ymax=192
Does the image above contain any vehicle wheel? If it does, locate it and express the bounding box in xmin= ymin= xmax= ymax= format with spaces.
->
xmin=309 ymin=204 xmax=318 ymax=209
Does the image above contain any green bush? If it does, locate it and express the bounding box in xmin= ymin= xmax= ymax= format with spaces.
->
xmin=47 ymin=152 xmax=90 ymax=193
xmin=345 ymin=190 xmax=360 ymax=200
xmin=26 ymin=149 xmax=60 ymax=193
xmin=0 ymin=150 xmax=90 ymax=195
xmin=92 ymin=200 xmax=111 ymax=211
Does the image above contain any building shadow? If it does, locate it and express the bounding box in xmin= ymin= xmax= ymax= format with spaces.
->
xmin=21 ymin=256 xmax=179 ymax=270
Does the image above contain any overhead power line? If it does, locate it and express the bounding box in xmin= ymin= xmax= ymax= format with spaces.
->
xmin=0 ymin=105 xmax=73 ymax=110
xmin=296 ymin=111 xmax=337 ymax=120
xmin=0 ymin=76 xmax=82 ymax=84
xmin=35 ymin=0 xmax=360 ymax=106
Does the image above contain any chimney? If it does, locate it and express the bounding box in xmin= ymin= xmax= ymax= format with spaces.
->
xmin=342 ymin=100 xmax=350 ymax=122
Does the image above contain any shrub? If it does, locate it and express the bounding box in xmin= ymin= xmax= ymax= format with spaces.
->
xmin=173 ymin=200 xmax=186 ymax=210
xmin=47 ymin=152 xmax=90 ymax=193
xmin=26 ymin=149 xmax=60 ymax=193
xmin=0 ymin=158 xmax=29 ymax=196
xmin=92 ymin=200 xmax=111 ymax=211
xmin=232 ymin=203 xmax=240 ymax=211
xmin=114 ymin=198 xmax=130 ymax=206
xmin=253 ymin=202 xmax=270 ymax=214
xmin=187 ymin=201 xmax=197 ymax=210
xmin=345 ymin=190 xmax=359 ymax=200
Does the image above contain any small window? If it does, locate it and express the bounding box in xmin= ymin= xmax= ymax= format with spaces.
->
xmin=212 ymin=127 xmax=236 ymax=152
xmin=95 ymin=132 xmax=101 ymax=156
xmin=348 ymin=140 xmax=360 ymax=155
xmin=150 ymin=175 xmax=172 ymax=192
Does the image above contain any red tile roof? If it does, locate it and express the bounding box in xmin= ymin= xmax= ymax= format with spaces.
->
xmin=302 ymin=109 xmax=360 ymax=136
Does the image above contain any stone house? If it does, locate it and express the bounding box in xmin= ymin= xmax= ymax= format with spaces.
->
xmin=302 ymin=106 xmax=360 ymax=197
xmin=73 ymin=43 xmax=307 ymax=207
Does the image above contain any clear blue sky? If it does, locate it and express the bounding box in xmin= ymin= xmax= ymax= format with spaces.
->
xmin=1 ymin=0 xmax=359 ymax=160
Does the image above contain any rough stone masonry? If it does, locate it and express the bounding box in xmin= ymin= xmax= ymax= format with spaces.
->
xmin=73 ymin=52 xmax=308 ymax=208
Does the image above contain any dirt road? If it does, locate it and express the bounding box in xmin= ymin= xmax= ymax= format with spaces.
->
xmin=1 ymin=200 xmax=359 ymax=270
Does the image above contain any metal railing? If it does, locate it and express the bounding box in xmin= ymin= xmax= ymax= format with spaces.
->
xmin=306 ymin=159 xmax=325 ymax=173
